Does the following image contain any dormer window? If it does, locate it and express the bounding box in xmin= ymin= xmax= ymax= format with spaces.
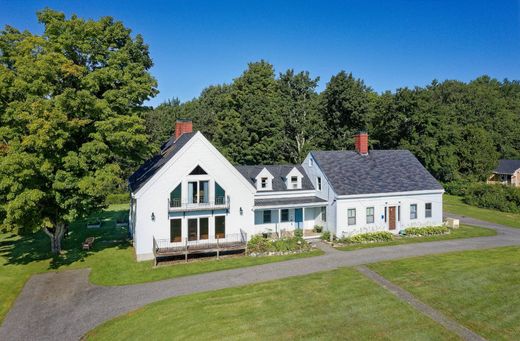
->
xmin=291 ymin=176 xmax=298 ymax=189
xmin=261 ymin=177 xmax=268 ymax=189
xmin=285 ymin=167 xmax=303 ymax=190
xmin=255 ymin=168 xmax=274 ymax=191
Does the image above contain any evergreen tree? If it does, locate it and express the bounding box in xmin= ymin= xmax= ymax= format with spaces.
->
xmin=321 ymin=71 xmax=372 ymax=149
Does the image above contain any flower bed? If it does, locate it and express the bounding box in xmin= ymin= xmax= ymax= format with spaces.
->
xmin=339 ymin=231 xmax=394 ymax=244
xmin=247 ymin=235 xmax=313 ymax=256
xmin=404 ymin=226 xmax=449 ymax=237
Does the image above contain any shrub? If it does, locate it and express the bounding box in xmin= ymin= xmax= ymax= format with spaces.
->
xmin=404 ymin=226 xmax=449 ymax=236
xmin=105 ymin=193 xmax=129 ymax=205
xmin=247 ymin=235 xmax=310 ymax=254
xmin=313 ymin=225 xmax=323 ymax=233
xmin=463 ymin=183 xmax=520 ymax=213
xmin=443 ymin=180 xmax=474 ymax=196
xmin=340 ymin=231 xmax=394 ymax=244
xmin=321 ymin=231 xmax=331 ymax=241
xmin=294 ymin=229 xmax=303 ymax=238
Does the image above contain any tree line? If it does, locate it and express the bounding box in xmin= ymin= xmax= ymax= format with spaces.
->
xmin=143 ymin=61 xmax=520 ymax=183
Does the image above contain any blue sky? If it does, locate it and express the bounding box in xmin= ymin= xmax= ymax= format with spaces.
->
xmin=2 ymin=0 xmax=519 ymax=106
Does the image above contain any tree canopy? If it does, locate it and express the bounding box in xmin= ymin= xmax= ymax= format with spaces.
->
xmin=0 ymin=9 xmax=157 ymax=251
xmin=145 ymin=67 xmax=520 ymax=183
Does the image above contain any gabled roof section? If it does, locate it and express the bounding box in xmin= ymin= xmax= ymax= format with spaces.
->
xmin=311 ymin=150 xmax=443 ymax=196
xmin=235 ymin=164 xmax=314 ymax=191
xmin=494 ymin=159 xmax=520 ymax=175
xmin=128 ymin=132 xmax=196 ymax=193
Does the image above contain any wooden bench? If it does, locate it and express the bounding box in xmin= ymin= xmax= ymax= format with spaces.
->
xmin=82 ymin=237 xmax=95 ymax=250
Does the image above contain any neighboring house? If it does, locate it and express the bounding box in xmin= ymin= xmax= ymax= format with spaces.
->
xmin=487 ymin=160 xmax=520 ymax=187
xmin=128 ymin=120 xmax=444 ymax=261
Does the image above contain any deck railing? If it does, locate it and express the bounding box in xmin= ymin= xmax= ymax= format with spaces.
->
xmin=154 ymin=231 xmax=246 ymax=253
xmin=168 ymin=195 xmax=230 ymax=212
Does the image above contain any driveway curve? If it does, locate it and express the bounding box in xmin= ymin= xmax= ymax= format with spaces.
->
xmin=2 ymin=214 xmax=520 ymax=341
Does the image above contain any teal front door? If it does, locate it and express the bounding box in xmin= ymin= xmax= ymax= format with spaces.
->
xmin=295 ymin=208 xmax=303 ymax=229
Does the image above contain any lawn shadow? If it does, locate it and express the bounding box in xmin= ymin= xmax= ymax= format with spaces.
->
xmin=0 ymin=207 xmax=131 ymax=270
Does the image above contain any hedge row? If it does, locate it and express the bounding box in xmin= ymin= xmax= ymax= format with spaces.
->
xmin=463 ymin=183 xmax=520 ymax=213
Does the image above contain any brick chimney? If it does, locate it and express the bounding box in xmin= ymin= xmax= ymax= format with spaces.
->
xmin=175 ymin=119 xmax=193 ymax=140
xmin=354 ymin=132 xmax=369 ymax=155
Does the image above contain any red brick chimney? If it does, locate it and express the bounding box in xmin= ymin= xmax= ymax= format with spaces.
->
xmin=175 ymin=119 xmax=193 ymax=140
xmin=354 ymin=132 xmax=369 ymax=155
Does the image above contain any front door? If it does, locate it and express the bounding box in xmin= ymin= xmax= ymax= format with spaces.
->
xmin=294 ymin=208 xmax=303 ymax=229
xmin=388 ymin=206 xmax=396 ymax=230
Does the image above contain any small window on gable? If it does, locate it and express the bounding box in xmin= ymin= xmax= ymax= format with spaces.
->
xmin=309 ymin=158 xmax=313 ymax=167
xmin=317 ymin=177 xmax=322 ymax=191
xmin=189 ymin=165 xmax=207 ymax=175
xmin=261 ymin=177 xmax=268 ymax=189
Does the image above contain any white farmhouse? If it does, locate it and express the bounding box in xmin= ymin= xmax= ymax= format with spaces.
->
xmin=129 ymin=120 xmax=444 ymax=261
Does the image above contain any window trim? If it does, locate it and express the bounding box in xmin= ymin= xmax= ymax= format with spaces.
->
xmin=366 ymin=207 xmax=374 ymax=224
xmin=348 ymin=208 xmax=356 ymax=226
xmin=410 ymin=204 xmax=418 ymax=220
xmin=425 ymin=203 xmax=432 ymax=218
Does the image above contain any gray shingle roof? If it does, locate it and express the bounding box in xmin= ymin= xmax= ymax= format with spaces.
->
xmin=128 ymin=132 xmax=196 ymax=193
xmin=311 ymin=150 xmax=443 ymax=195
xmin=494 ymin=159 xmax=520 ymax=175
xmin=234 ymin=165 xmax=314 ymax=192
xmin=254 ymin=196 xmax=327 ymax=207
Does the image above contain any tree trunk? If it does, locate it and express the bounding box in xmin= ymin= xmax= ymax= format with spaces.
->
xmin=44 ymin=222 xmax=66 ymax=254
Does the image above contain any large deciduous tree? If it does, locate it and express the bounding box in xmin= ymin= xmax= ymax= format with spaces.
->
xmin=278 ymin=69 xmax=323 ymax=163
xmin=0 ymin=9 xmax=157 ymax=253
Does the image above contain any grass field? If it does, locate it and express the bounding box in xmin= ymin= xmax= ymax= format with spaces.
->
xmin=369 ymin=246 xmax=520 ymax=340
xmin=336 ymin=224 xmax=496 ymax=251
xmin=444 ymin=194 xmax=520 ymax=228
xmin=85 ymin=267 xmax=458 ymax=341
xmin=0 ymin=204 xmax=322 ymax=324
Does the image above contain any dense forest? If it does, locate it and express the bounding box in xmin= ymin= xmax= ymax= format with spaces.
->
xmin=142 ymin=60 xmax=520 ymax=183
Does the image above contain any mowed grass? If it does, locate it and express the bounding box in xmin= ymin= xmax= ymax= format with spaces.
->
xmin=444 ymin=194 xmax=520 ymax=228
xmin=0 ymin=204 xmax=322 ymax=324
xmin=369 ymin=246 xmax=520 ymax=340
xmin=336 ymin=224 xmax=496 ymax=251
xmin=85 ymin=267 xmax=458 ymax=341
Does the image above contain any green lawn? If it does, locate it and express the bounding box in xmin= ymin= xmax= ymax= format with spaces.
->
xmin=0 ymin=204 xmax=322 ymax=324
xmin=369 ymin=246 xmax=520 ymax=340
xmin=85 ymin=267 xmax=458 ymax=341
xmin=336 ymin=224 xmax=495 ymax=251
xmin=444 ymin=194 xmax=520 ymax=228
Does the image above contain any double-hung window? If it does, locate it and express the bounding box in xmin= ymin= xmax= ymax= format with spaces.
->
xmin=291 ymin=176 xmax=298 ymax=189
xmin=425 ymin=203 xmax=432 ymax=218
xmin=348 ymin=209 xmax=356 ymax=226
xmin=263 ymin=210 xmax=272 ymax=223
xmin=260 ymin=177 xmax=268 ymax=189
xmin=366 ymin=207 xmax=374 ymax=224
xmin=410 ymin=204 xmax=417 ymax=220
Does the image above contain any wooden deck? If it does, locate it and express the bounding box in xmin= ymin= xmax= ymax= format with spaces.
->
xmin=153 ymin=232 xmax=247 ymax=266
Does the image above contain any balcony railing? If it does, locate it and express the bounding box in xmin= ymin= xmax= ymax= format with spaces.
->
xmin=168 ymin=195 xmax=230 ymax=212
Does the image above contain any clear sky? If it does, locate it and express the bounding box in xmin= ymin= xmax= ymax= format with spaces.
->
xmin=1 ymin=0 xmax=519 ymax=107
